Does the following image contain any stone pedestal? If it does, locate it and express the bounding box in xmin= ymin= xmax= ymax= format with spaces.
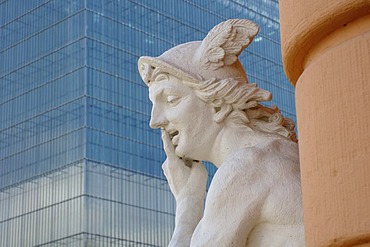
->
xmin=279 ymin=0 xmax=370 ymax=246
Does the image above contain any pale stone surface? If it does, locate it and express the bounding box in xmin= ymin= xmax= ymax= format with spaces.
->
xmin=138 ymin=19 xmax=305 ymax=247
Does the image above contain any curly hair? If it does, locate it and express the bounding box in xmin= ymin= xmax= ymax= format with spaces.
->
xmin=182 ymin=78 xmax=297 ymax=142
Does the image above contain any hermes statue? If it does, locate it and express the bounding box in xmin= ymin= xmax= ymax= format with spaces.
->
xmin=138 ymin=19 xmax=304 ymax=247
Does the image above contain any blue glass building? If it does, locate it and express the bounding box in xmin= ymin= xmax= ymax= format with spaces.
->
xmin=0 ymin=1 xmax=295 ymax=246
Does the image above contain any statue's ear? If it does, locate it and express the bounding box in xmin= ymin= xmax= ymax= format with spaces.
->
xmin=213 ymin=105 xmax=233 ymax=123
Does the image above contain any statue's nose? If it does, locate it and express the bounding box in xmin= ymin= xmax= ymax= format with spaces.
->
xmin=149 ymin=106 xmax=168 ymax=129
xmin=149 ymin=115 xmax=168 ymax=129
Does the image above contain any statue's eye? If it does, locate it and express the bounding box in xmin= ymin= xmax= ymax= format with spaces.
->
xmin=166 ymin=95 xmax=180 ymax=105
xmin=155 ymin=74 xmax=168 ymax=82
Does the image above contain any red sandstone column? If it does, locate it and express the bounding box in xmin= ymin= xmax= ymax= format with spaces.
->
xmin=279 ymin=1 xmax=370 ymax=246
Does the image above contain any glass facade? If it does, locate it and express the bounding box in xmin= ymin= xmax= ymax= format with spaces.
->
xmin=0 ymin=0 xmax=295 ymax=246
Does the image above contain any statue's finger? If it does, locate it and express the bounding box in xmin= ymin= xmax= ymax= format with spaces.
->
xmin=162 ymin=159 xmax=169 ymax=177
xmin=161 ymin=129 xmax=175 ymax=155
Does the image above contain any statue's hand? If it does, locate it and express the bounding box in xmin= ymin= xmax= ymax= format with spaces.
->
xmin=161 ymin=129 xmax=207 ymax=201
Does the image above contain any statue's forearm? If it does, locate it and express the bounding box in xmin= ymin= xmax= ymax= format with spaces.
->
xmin=169 ymin=194 xmax=205 ymax=247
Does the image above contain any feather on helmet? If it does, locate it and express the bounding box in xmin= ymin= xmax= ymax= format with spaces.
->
xmin=138 ymin=19 xmax=259 ymax=85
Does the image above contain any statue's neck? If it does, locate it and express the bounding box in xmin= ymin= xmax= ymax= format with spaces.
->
xmin=208 ymin=125 xmax=272 ymax=168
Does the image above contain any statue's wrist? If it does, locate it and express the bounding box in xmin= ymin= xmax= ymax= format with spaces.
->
xmin=168 ymin=231 xmax=193 ymax=247
xmin=175 ymin=194 xmax=205 ymax=220
xmin=175 ymin=188 xmax=206 ymax=204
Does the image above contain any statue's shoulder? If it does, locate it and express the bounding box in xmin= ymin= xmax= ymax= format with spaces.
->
xmin=223 ymin=137 xmax=299 ymax=171
xmin=207 ymin=137 xmax=300 ymax=209
xmin=210 ymin=137 xmax=300 ymax=195
xmin=254 ymin=137 xmax=299 ymax=164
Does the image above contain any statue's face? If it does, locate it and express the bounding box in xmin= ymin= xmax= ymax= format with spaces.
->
xmin=148 ymin=74 xmax=221 ymax=160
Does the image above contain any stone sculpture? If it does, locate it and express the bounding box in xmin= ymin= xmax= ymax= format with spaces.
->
xmin=138 ymin=19 xmax=305 ymax=247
